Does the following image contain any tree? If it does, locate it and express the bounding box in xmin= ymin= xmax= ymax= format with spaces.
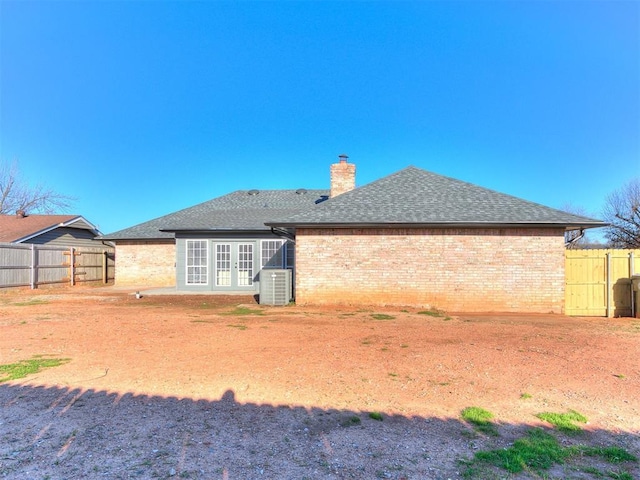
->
xmin=602 ymin=178 xmax=640 ymax=248
xmin=0 ymin=161 xmax=74 ymax=215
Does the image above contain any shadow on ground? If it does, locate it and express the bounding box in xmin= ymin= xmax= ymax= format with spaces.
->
xmin=1 ymin=383 xmax=638 ymax=479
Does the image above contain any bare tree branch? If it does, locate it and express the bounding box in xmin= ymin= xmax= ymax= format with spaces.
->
xmin=0 ymin=160 xmax=75 ymax=215
xmin=602 ymin=178 xmax=640 ymax=249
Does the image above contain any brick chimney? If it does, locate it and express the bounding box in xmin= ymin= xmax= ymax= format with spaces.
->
xmin=330 ymin=154 xmax=356 ymax=198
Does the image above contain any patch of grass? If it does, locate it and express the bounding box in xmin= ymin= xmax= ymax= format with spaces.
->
xmin=462 ymin=428 xmax=637 ymax=478
xmin=196 ymin=302 xmax=219 ymax=309
xmin=400 ymin=344 xmax=409 ymax=348
xmin=607 ymin=472 xmax=633 ymax=480
xmin=388 ymin=372 xmax=398 ymax=377
xmin=221 ymin=306 xmax=264 ymax=316
xmin=472 ymin=428 xmax=568 ymax=474
xmin=417 ymin=308 xmax=451 ymax=320
xmin=0 ymin=356 xmax=70 ymax=383
xmin=536 ymin=410 xmax=587 ymax=434
xmin=340 ymin=415 xmax=361 ymax=427
xmin=520 ymin=392 xmax=532 ymax=400
xmin=226 ymin=324 xmax=248 ymax=330
xmin=369 ymin=412 xmax=383 ymax=421
xmin=461 ymin=407 xmax=498 ymax=436
xmin=582 ymin=446 xmax=637 ymax=463
xmin=12 ymin=299 xmax=48 ymax=306
xmin=190 ymin=319 xmax=216 ymax=324
xmin=613 ymin=374 xmax=626 ymax=379
xmin=370 ymin=313 xmax=395 ymax=320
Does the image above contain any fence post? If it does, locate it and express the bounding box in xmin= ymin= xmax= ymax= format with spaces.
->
xmin=30 ymin=244 xmax=36 ymax=289
xmin=631 ymin=252 xmax=635 ymax=318
xmin=606 ymin=252 xmax=612 ymax=318
xmin=70 ymin=247 xmax=75 ymax=286
xmin=102 ymin=250 xmax=108 ymax=284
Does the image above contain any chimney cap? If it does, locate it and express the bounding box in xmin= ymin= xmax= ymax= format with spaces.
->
xmin=338 ymin=154 xmax=349 ymax=163
xmin=16 ymin=209 xmax=26 ymax=218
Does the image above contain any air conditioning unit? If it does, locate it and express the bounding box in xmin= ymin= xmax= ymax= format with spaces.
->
xmin=259 ymin=269 xmax=292 ymax=306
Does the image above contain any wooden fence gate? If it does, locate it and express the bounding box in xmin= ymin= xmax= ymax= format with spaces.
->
xmin=565 ymin=249 xmax=640 ymax=317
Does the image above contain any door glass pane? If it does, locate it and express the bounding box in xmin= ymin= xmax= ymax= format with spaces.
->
xmin=237 ymin=243 xmax=253 ymax=286
xmin=216 ymin=244 xmax=231 ymax=286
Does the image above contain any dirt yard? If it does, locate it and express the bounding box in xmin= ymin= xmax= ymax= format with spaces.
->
xmin=0 ymin=286 xmax=639 ymax=479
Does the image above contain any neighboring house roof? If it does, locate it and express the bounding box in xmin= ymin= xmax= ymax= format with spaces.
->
xmin=0 ymin=214 xmax=101 ymax=243
xmin=266 ymin=166 xmax=606 ymax=229
xmin=99 ymin=189 xmax=329 ymax=240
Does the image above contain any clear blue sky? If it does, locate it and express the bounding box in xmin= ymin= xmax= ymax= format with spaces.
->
xmin=1 ymin=1 xmax=638 ymax=236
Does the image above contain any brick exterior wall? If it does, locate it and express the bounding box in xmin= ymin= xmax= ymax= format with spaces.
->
xmin=295 ymin=228 xmax=566 ymax=313
xmin=114 ymin=240 xmax=176 ymax=287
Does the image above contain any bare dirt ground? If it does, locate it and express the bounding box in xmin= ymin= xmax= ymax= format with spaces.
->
xmin=0 ymin=286 xmax=639 ymax=479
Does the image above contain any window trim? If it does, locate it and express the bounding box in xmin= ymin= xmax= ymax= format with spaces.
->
xmin=185 ymin=239 xmax=209 ymax=285
xmin=260 ymin=239 xmax=286 ymax=269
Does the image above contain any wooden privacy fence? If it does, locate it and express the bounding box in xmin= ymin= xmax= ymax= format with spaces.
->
xmin=565 ymin=249 xmax=640 ymax=317
xmin=0 ymin=243 xmax=115 ymax=289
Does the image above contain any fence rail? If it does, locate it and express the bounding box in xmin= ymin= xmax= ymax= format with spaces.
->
xmin=565 ymin=249 xmax=640 ymax=317
xmin=0 ymin=243 xmax=115 ymax=289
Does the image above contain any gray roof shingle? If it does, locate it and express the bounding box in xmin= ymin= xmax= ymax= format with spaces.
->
xmin=102 ymin=166 xmax=606 ymax=240
xmin=266 ymin=166 xmax=606 ymax=229
xmin=99 ymin=189 xmax=329 ymax=240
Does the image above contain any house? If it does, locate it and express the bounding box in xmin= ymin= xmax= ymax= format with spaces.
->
xmin=0 ymin=211 xmax=107 ymax=248
xmin=101 ymin=156 xmax=605 ymax=312
xmin=99 ymin=188 xmax=329 ymax=290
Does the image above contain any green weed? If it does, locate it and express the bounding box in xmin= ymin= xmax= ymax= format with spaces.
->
xmin=582 ymin=446 xmax=637 ymax=463
xmin=417 ymin=308 xmax=451 ymax=320
xmin=462 ymin=428 xmax=637 ymax=478
xmin=520 ymin=392 xmax=532 ymax=400
xmin=536 ymin=410 xmax=587 ymax=433
xmin=370 ymin=313 xmax=395 ymax=320
xmin=340 ymin=415 xmax=361 ymax=427
xmin=12 ymin=299 xmax=48 ymax=306
xmin=226 ymin=324 xmax=248 ymax=330
xmin=369 ymin=412 xmax=383 ymax=421
xmin=468 ymin=428 xmax=568 ymax=474
xmin=461 ymin=407 xmax=498 ymax=436
xmin=0 ymin=356 xmax=70 ymax=382
xmin=222 ymin=306 xmax=264 ymax=316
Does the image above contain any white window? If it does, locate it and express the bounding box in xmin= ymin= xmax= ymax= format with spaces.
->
xmin=186 ymin=240 xmax=208 ymax=285
xmin=261 ymin=240 xmax=285 ymax=269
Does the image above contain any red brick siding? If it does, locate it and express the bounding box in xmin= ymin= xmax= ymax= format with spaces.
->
xmin=295 ymin=228 xmax=566 ymax=313
xmin=114 ymin=240 xmax=176 ymax=287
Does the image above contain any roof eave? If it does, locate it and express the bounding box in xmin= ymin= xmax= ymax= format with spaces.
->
xmin=265 ymin=221 xmax=608 ymax=230
xmin=160 ymin=227 xmax=272 ymax=233
xmin=13 ymin=215 xmax=93 ymax=243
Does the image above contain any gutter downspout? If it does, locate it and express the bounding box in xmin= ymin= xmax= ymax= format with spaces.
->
xmin=564 ymin=228 xmax=584 ymax=248
xmin=270 ymin=227 xmax=295 ymax=243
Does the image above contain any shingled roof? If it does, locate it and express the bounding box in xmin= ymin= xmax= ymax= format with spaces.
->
xmin=266 ymin=166 xmax=606 ymax=229
xmin=0 ymin=214 xmax=99 ymax=243
xmin=100 ymin=189 xmax=329 ymax=240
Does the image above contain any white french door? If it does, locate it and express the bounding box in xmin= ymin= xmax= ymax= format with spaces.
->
xmin=214 ymin=242 xmax=255 ymax=289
